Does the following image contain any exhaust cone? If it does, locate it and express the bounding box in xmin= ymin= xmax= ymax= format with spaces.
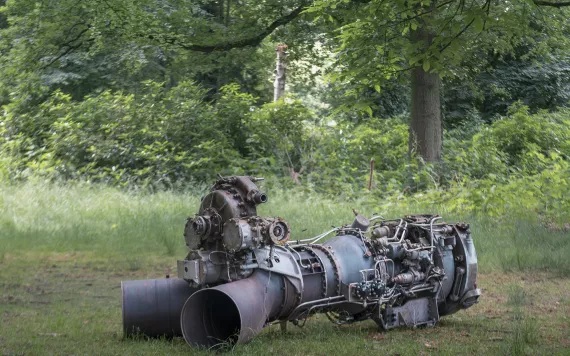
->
xmin=122 ymin=278 xmax=197 ymax=337
xmin=181 ymin=271 xmax=283 ymax=348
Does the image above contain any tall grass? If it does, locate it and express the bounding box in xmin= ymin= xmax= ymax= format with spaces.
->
xmin=504 ymin=285 xmax=539 ymax=355
xmin=1 ymin=181 xmax=569 ymax=273
xmin=0 ymin=182 xmax=199 ymax=259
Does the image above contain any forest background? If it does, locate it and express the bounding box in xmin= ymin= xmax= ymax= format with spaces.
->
xmin=1 ymin=0 xmax=570 ymax=224
xmin=1 ymin=1 xmax=570 ymax=354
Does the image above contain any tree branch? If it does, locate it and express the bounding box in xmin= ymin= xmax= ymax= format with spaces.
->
xmin=438 ymin=17 xmax=475 ymax=53
xmin=41 ymin=27 xmax=93 ymax=69
xmin=151 ymin=4 xmax=308 ymax=52
xmin=438 ymin=0 xmax=491 ymax=54
xmin=60 ymin=27 xmax=90 ymax=48
xmin=533 ymin=0 xmax=570 ymax=7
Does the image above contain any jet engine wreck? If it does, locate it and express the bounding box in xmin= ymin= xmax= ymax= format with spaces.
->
xmin=122 ymin=176 xmax=481 ymax=348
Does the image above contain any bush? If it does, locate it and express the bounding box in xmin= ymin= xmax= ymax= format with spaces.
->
xmin=1 ymin=81 xmax=254 ymax=187
xmin=443 ymin=103 xmax=570 ymax=182
xmin=1 ymin=85 xmax=569 ymax=224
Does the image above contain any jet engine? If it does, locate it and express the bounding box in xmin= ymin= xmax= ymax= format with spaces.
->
xmin=121 ymin=176 xmax=481 ymax=349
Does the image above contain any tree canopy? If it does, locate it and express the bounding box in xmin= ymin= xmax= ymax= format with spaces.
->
xmin=0 ymin=0 xmax=569 ymax=212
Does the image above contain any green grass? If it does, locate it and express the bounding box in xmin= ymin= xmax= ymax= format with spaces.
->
xmin=1 ymin=181 xmax=569 ymax=273
xmin=1 ymin=181 xmax=570 ymax=355
xmin=503 ymin=286 xmax=540 ymax=355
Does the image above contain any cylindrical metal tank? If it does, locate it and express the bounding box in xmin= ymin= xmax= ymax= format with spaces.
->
xmin=180 ymin=270 xmax=284 ymax=347
xmin=122 ymin=278 xmax=197 ymax=337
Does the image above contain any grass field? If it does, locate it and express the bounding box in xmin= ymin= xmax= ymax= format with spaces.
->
xmin=1 ymin=182 xmax=569 ymax=355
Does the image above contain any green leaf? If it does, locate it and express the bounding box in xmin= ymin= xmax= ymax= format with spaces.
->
xmin=422 ymin=60 xmax=430 ymax=72
xmin=473 ymin=17 xmax=484 ymax=32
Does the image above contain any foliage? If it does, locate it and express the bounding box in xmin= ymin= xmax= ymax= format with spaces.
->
xmin=1 ymin=0 xmax=570 ymax=225
xmin=0 ymin=81 xmax=324 ymax=188
xmin=305 ymin=0 xmax=570 ymax=117
xmin=2 ymin=76 xmax=570 ymax=224
xmin=1 ymin=81 xmax=251 ymax=186
xmin=443 ymin=50 xmax=570 ymax=127
xmin=376 ymin=104 xmax=570 ymax=223
xmin=443 ymin=104 xmax=570 ymax=179
xmin=0 ymin=0 xmax=307 ymax=109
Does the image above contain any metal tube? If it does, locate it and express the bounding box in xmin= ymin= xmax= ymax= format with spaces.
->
xmin=406 ymin=246 xmax=436 ymax=252
xmin=306 ymin=228 xmax=336 ymax=244
xmin=180 ymin=270 xmax=284 ymax=348
xmin=288 ymin=296 xmax=345 ymax=320
xmin=296 ymin=301 xmax=348 ymax=326
xmin=121 ymin=278 xmax=197 ymax=338
xmin=393 ymin=219 xmax=403 ymax=240
xmin=430 ymin=216 xmax=442 ymax=250
xmin=398 ymin=222 xmax=408 ymax=243
xmin=287 ymin=245 xmax=311 ymax=269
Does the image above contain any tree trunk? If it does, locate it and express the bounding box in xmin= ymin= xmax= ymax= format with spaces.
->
xmin=0 ymin=0 xmax=7 ymax=29
xmin=273 ymin=45 xmax=287 ymax=102
xmin=410 ymin=27 xmax=442 ymax=162
xmin=225 ymin=0 xmax=231 ymax=27
xmin=218 ymin=0 xmax=224 ymax=23
xmin=410 ymin=67 xmax=441 ymax=162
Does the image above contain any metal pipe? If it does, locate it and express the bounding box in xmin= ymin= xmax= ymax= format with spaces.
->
xmin=287 ymin=245 xmax=311 ymax=269
xmin=180 ymin=270 xmax=284 ymax=348
xmin=296 ymin=301 xmax=348 ymax=327
xmin=406 ymin=246 xmax=436 ymax=252
xmin=121 ymin=278 xmax=197 ymax=338
xmin=288 ymin=296 xmax=345 ymax=320
xmin=286 ymin=228 xmax=336 ymax=245
xmin=240 ymin=263 xmax=260 ymax=269
xmin=429 ymin=216 xmax=442 ymax=250
xmin=307 ymin=228 xmax=337 ymax=244
xmin=398 ymin=222 xmax=408 ymax=243
xmin=393 ymin=219 xmax=403 ymax=240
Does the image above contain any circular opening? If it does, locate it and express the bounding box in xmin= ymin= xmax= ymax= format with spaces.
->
xmin=273 ymin=225 xmax=283 ymax=237
xmin=181 ymin=289 xmax=241 ymax=348
xmin=258 ymin=194 xmax=268 ymax=203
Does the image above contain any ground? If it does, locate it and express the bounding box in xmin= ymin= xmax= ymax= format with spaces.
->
xmin=1 ymin=252 xmax=569 ymax=356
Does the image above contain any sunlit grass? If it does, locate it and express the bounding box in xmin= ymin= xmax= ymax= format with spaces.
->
xmin=1 ymin=181 xmax=570 ymax=355
xmin=1 ymin=181 xmax=568 ymax=274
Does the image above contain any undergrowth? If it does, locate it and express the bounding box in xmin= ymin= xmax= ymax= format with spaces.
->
xmin=1 ymin=181 xmax=569 ymax=274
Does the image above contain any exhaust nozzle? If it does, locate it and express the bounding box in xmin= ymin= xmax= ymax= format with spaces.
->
xmin=181 ymin=271 xmax=283 ymax=348
xmin=121 ymin=278 xmax=197 ymax=338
